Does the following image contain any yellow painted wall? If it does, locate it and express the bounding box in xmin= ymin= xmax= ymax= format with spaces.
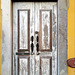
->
xmin=0 ymin=0 xmax=75 ymax=75
xmin=68 ymin=0 xmax=75 ymax=75
xmin=0 ymin=0 xmax=2 ymax=74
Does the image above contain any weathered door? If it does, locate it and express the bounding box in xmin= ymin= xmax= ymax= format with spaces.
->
xmin=13 ymin=2 xmax=57 ymax=75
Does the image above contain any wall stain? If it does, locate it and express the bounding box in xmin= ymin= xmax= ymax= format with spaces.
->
xmin=2 ymin=54 xmax=4 ymax=64
xmin=2 ymin=31 xmax=5 ymax=43
xmin=59 ymin=28 xmax=66 ymax=41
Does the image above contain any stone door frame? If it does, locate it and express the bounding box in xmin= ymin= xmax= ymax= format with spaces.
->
xmin=1 ymin=0 xmax=69 ymax=75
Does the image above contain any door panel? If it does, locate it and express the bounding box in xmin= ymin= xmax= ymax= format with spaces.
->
xmin=18 ymin=10 xmax=30 ymax=51
xmin=39 ymin=10 xmax=52 ymax=51
xmin=40 ymin=57 xmax=52 ymax=75
xmin=18 ymin=56 xmax=30 ymax=75
xmin=13 ymin=2 xmax=57 ymax=75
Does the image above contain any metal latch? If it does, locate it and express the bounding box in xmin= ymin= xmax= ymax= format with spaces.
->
xmin=16 ymin=52 xmax=30 ymax=55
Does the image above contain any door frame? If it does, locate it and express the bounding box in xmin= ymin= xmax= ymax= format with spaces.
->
xmin=1 ymin=0 xmax=69 ymax=75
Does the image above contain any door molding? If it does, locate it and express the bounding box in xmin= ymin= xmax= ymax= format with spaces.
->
xmin=1 ymin=0 xmax=68 ymax=75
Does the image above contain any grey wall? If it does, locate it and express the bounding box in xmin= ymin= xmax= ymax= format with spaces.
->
xmin=58 ymin=0 xmax=68 ymax=75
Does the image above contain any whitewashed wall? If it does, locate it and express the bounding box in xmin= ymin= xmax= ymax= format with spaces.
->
xmin=1 ymin=0 xmax=12 ymax=75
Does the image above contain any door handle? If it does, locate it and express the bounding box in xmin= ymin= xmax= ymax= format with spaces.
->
xmin=36 ymin=36 xmax=39 ymax=42
xmin=36 ymin=36 xmax=39 ymax=55
xmin=31 ymin=43 xmax=34 ymax=54
xmin=36 ymin=43 xmax=39 ymax=52
xmin=31 ymin=36 xmax=34 ymax=54
xmin=31 ymin=36 xmax=34 ymax=42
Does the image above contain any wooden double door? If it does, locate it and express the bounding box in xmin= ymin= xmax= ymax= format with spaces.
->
xmin=13 ymin=2 xmax=57 ymax=75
